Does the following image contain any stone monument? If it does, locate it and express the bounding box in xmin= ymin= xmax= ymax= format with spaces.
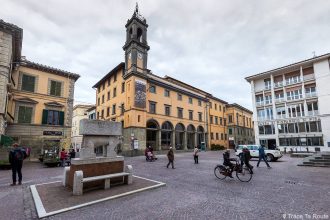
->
xmin=64 ymin=119 xmax=129 ymax=191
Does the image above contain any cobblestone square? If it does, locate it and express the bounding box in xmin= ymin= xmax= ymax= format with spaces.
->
xmin=0 ymin=151 xmax=329 ymax=220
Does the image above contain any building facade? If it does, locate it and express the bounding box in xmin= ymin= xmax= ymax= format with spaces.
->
xmin=0 ymin=20 xmax=22 ymax=137
xmin=246 ymin=54 xmax=330 ymax=152
xmin=93 ymin=6 xmax=254 ymax=155
xmin=71 ymin=104 xmax=94 ymax=150
xmin=5 ymin=58 xmax=80 ymax=157
xmin=226 ymin=103 xmax=254 ymax=148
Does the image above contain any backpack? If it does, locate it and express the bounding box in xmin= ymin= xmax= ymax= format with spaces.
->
xmin=14 ymin=149 xmax=26 ymax=161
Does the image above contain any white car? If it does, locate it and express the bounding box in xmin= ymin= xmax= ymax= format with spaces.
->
xmin=235 ymin=145 xmax=283 ymax=162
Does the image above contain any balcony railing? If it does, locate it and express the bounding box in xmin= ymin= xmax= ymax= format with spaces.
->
xmin=274 ymin=81 xmax=284 ymax=88
xmin=275 ymin=98 xmax=285 ymax=103
xmin=305 ymin=92 xmax=317 ymax=98
xmin=303 ymin=74 xmax=315 ymax=81
xmin=264 ymin=85 xmax=272 ymax=90
xmin=256 ymin=101 xmax=264 ymax=107
xmin=308 ymin=110 xmax=319 ymax=116
xmin=287 ymin=95 xmax=303 ymax=101
xmin=264 ymin=100 xmax=272 ymax=105
xmin=286 ymin=77 xmax=301 ymax=86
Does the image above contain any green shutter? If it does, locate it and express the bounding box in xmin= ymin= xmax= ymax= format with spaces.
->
xmin=42 ymin=109 xmax=48 ymax=124
xmin=59 ymin=111 xmax=64 ymax=126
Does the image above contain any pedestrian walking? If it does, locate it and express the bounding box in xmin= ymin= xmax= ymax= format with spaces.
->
xmin=193 ymin=146 xmax=199 ymax=164
xmin=9 ymin=143 xmax=27 ymax=186
xmin=166 ymin=147 xmax=175 ymax=169
xmin=60 ymin=148 xmax=67 ymax=167
xmin=257 ymin=145 xmax=271 ymax=168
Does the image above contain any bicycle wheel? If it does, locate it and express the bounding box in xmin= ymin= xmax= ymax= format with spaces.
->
xmin=236 ymin=166 xmax=253 ymax=182
xmin=214 ymin=165 xmax=227 ymax=180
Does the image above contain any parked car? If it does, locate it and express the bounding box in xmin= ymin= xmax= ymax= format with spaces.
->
xmin=235 ymin=145 xmax=283 ymax=162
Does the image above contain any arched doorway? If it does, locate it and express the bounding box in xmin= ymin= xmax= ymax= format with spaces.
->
xmin=161 ymin=121 xmax=173 ymax=150
xmin=146 ymin=119 xmax=159 ymax=150
xmin=175 ymin=123 xmax=185 ymax=150
xmin=187 ymin=124 xmax=195 ymax=149
xmin=197 ymin=126 xmax=205 ymax=147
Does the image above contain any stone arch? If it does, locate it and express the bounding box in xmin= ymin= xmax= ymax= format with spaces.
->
xmin=197 ymin=125 xmax=205 ymax=147
xmin=146 ymin=119 xmax=159 ymax=150
xmin=161 ymin=121 xmax=173 ymax=149
xmin=187 ymin=124 xmax=196 ymax=149
xmin=175 ymin=123 xmax=185 ymax=150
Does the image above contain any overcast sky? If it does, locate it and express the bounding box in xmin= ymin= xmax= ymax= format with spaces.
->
xmin=2 ymin=0 xmax=330 ymax=109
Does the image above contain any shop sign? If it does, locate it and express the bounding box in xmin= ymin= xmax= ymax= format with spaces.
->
xmin=43 ymin=131 xmax=63 ymax=136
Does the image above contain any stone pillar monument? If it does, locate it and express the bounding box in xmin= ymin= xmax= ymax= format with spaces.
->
xmin=66 ymin=119 xmax=125 ymax=189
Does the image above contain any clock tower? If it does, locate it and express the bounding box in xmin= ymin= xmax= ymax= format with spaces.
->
xmin=123 ymin=3 xmax=150 ymax=78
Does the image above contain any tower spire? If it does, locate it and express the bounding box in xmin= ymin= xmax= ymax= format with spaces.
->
xmin=135 ymin=2 xmax=139 ymax=14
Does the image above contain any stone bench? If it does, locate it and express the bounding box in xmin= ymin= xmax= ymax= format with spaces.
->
xmin=72 ymin=165 xmax=133 ymax=196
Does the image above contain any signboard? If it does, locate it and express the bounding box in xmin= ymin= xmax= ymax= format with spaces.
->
xmin=229 ymin=137 xmax=234 ymax=141
xmin=133 ymin=139 xmax=139 ymax=149
xmin=134 ymin=79 xmax=146 ymax=108
xmin=43 ymin=131 xmax=63 ymax=136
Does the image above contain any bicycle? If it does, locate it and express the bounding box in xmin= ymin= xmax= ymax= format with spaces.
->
xmin=214 ymin=159 xmax=253 ymax=182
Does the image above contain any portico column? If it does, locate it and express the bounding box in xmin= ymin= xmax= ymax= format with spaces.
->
xmin=184 ymin=132 xmax=188 ymax=150
xmin=171 ymin=130 xmax=175 ymax=149
xmin=158 ymin=129 xmax=162 ymax=150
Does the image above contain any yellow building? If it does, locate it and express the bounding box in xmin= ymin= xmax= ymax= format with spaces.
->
xmin=93 ymin=6 xmax=253 ymax=155
xmin=226 ymin=103 xmax=254 ymax=148
xmin=5 ymin=58 xmax=80 ymax=157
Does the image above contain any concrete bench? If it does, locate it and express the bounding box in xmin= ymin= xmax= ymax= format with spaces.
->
xmin=73 ymin=165 xmax=133 ymax=196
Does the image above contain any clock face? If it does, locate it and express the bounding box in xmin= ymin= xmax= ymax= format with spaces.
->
xmin=137 ymin=52 xmax=143 ymax=59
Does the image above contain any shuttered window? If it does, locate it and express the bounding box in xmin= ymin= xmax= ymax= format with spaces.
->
xmin=42 ymin=109 xmax=64 ymax=125
xmin=21 ymin=74 xmax=35 ymax=92
xmin=50 ymin=80 xmax=62 ymax=97
xmin=18 ymin=106 xmax=33 ymax=123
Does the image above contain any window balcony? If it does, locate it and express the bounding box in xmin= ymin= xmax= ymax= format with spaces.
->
xmin=287 ymin=95 xmax=303 ymax=101
xmin=275 ymin=98 xmax=285 ymax=103
xmin=305 ymin=92 xmax=317 ymax=98
xmin=264 ymin=100 xmax=272 ymax=105
xmin=308 ymin=110 xmax=319 ymax=116
xmin=256 ymin=101 xmax=264 ymax=107
xmin=303 ymin=74 xmax=315 ymax=81
xmin=286 ymin=77 xmax=301 ymax=86
xmin=264 ymin=85 xmax=272 ymax=90
xmin=274 ymin=81 xmax=284 ymax=88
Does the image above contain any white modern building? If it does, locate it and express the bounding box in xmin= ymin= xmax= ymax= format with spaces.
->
xmin=246 ymin=53 xmax=330 ymax=152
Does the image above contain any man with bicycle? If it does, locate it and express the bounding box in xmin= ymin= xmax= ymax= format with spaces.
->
xmin=223 ymin=149 xmax=236 ymax=178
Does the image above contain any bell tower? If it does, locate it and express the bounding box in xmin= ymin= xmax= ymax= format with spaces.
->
xmin=123 ymin=3 xmax=150 ymax=78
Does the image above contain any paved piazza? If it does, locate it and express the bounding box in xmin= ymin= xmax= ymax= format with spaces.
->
xmin=0 ymin=151 xmax=329 ymax=220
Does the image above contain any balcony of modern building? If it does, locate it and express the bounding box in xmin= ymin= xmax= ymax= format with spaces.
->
xmin=286 ymin=86 xmax=303 ymax=102
xmin=305 ymin=84 xmax=317 ymax=99
xmin=302 ymin=66 xmax=315 ymax=82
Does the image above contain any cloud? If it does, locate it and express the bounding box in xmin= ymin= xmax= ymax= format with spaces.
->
xmin=2 ymin=0 xmax=330 ymax=110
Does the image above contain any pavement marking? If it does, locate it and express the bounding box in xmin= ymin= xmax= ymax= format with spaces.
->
xmin=30 ymin=176 xmax=166 ymax=219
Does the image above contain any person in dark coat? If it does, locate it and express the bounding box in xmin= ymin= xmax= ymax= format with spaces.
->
xmin=223 ymin=149 xmax=235 ymax=178
xmin=9 ymin=143 xmax=27 ymax=186
xmin=166 ymin=147 xmax=175 ymax=169
xmin=257 ymin=145 xmax=271 ymax=168
xmin=241 ymin=147 xmax=254 ymax=174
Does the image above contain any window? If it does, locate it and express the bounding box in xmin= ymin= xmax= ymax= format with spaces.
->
xmin=188 ymin=97 xmax=193 ymax=104
xmin=113 ymin=88 xmax=117 ymax=97
xmin=216 ymin=133 xmax=219 ymax=140
xmin=224 ymin=118 xmax=227 ymax=126
xmin=107 ymin=107 xmax=110 ymax=116
xmin=21 ymin=74 xmax=36 ymax=92
xmin=215 ymin=104 xmax=217 ymax=110
xmin=164 ymin=89 xmax=170 ymax=97
xmin=101 ymin=110 xmax=104 ymax=118
xmin=42 ymin=109 xmax=64 ymax=125
xmin=97 ymin=112 xmax=99 ymax=119
xmin=215 ymin=116 xmax=218 ymax=124
xmin=211 ymin=132 xmax=214 ymax=140
xmin=221 ymin=133 xmax=224 ymax=140
xmin=228 ymin=115 xmax=233 ymax=123
xmin=229 ymin=128 xmax=232 ymax=135
xmin=102 ymin=95 xmax=104 ymax=103
xmin=210 ymin=102 xmax=212 ymax=109
xmin=107 ymin=78 xmax=110 ymax=86
xmin=198 ymin=112 xmax=202 ymax=122
xmin=165 ymin=105 xmax=171 ymax=116
xmin=50 ymin=80 xmax=62 ymax=97
xmin=98 ymin=88 xmax=100 ymax=94
xmin=220 ymin=117 xmax=223 ymax=125
xmin=189 ymin=110 xmax=193 ymax=120
xmin=210 ymin=115 xmax=213 ymax=124
xmin=236 ymin=113 xmax=239 ymax=125
xmin=177 ymin=108 xmax=183 ymax=118
xmin=121 ymin=82 xmax=125 ymax=93
xmin=177 ymin=93 xmax=182 ymax=100
xmin=107 ymin=91 xmax=110 ymax=100
xmin=224 ymin=134 xmax=227 ymax=140
xmin=112 ymin=104 xmax=116 ymax=115
xmin=121 ymin=103 xmax=125 ymax=115
xmin=219 ymin=105 xmax=222 ymax=111
xmin=198 ymin=100 xmax=202 ymax=106
xmin=149 ymin=85 xmax=156 ymax=93
xmin=113 ymin=73 xmax=117 ymax=82
xmin=287 ymin=89 xmax=302 ymax=101
xmin=264 ymin=78 xmax=271 ymax=89
xmin=102 ymin=83 xmax=105 ymax=91
xmin=149 ymin=102 xmax=156 ymax=114
xmin=97 ymin=98 xmax=100 ymax=106
xmin=18 ymin=106 xmax=33 ymax=123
